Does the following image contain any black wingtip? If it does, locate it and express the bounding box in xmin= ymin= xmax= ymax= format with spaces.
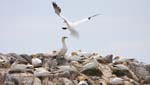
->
xmin=88 ymin=13 xmax=101 ymax=20
xmin=52 ymin=1 xmax=61 ymax=14
xmin=52 ymin=1 xmax=57 ymax=7
xmin=88 ymin=17 xmax=91 ymax=20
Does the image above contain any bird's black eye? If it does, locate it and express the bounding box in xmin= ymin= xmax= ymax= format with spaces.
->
xmin=62 ymin=27 xmax=67 ymax=30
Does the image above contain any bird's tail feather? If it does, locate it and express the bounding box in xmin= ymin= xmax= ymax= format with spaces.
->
xmin=70 ymin=29 xmax=79 ymax=38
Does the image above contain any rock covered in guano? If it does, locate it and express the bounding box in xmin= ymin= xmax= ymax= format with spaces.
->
xmin=0 ymin=51 xmax=150 ymax=85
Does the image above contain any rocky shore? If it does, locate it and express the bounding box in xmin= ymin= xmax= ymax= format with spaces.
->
xmin=0 ymin=52 xmax=150 ymax=85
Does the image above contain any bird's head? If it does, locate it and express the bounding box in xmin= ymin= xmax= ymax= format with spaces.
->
xmin=78 ymin=49 xmax=82 ymax=52
xmin=52 ymin=50 xmax=57 ymax=54
xmin=71 ymin=52 xmax=78 ymax=56
xmin=114 ymin=56 xmax=120 ymax=60
xmin=111 ymin=74 xmax=117 ymax=78
xmin=78 ymin=76 xmax=86 ymax=81
xmin=78 ymin=76 xmax=89 ymax=85
xmin=61 ymin=36 xmax=68 ymax=43
xmin=32 ymin=54 xmax=37 ymax=58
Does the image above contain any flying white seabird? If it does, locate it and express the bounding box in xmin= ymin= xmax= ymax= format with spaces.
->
xmin=52 ymin=1 xmax=100 ymax=38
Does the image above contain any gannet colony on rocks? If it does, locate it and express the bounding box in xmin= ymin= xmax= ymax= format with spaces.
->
xmin=0 ymin=1 xmax=150 ymax=85
xmin=0 ymin=52 xmax=150 ymax=85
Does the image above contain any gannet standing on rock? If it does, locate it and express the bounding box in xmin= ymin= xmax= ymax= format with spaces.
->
xmin=9 ymin=60 xmax=33 ymax=73
xmin=66 ymin=52 xmax=86 ymax=62
xmin=34 ymin=67 xmax=50 ymax=85
xmin=0 ymin=54 xmax=11 ymax=68
xmin=96 ymin=54 xmax=113 ymax=64
xmin=52 ymin=1 xmax=100 ymax=38
xmin=57 ymin=36 xmax=68 ymax=57
xmin=78 ymin=80 xmax=89 ymax=85
xmin=109 ymin=75 xmax=124 ymax=85
xmin=77 ymin=49 xmax=93 ymax=58
xmin=49 ymin=50 xmax=58 ymax=58
xmin=113 ymin=56 xmax=135 ymax=64
xmin=31 ymin=54 xmax=42 ymax=67
xmin=56 ymin=36 xmax=68 ymax=65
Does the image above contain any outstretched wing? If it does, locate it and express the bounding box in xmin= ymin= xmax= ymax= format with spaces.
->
xmin=52 ymin=2 xmax=70 ymax=25
xmin=52 ymin=2 xmax=61 ymax=16
xmin=73 ymin=13 xmax=101 ymax=26
xmin=88 ymin=13 xmax=101 ymax=20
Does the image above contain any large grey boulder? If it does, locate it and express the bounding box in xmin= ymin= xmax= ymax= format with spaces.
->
xmin=128 ymin=62 xmax=150 ymax=83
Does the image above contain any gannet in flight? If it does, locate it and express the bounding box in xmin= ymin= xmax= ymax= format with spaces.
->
xmin=52 ymin=1 xmax=100 ymax=38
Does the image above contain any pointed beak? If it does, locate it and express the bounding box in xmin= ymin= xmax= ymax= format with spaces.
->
xmin=64 ymin=36 xmax=68 ymax=39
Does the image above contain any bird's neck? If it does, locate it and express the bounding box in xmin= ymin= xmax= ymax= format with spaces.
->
xmin=62 ymin=39 xmax=67 ymax=49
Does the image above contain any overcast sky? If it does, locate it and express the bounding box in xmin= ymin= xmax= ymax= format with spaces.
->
xmin=0 ymin=0 xmax=150 ymax=63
